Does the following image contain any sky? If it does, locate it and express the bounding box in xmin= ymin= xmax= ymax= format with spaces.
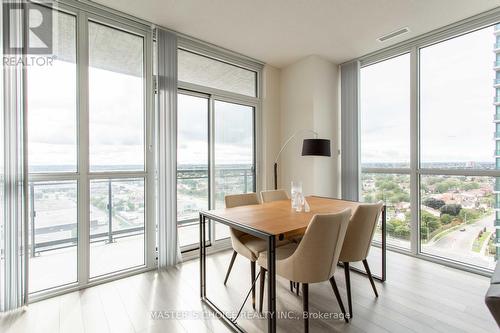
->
xmin=177 ymin=94 xmax=254 ymax=166
xmin=361 ymin=25 xmax=496 ymax=167
xmin=28 ymin=19 xmax=497 ymax=171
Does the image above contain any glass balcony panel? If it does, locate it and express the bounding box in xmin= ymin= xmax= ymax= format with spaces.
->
xmin=28 ymin=181 xmax=78 ymax=293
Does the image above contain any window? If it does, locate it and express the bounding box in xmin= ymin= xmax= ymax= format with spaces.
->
xmin=26 ymin=9 xmax=79 ymax=293
xmin=360 ymin=53 xmax=411 ymax=249
xmin=419 ymin=25 xmax=498 ymax=270
xmin=89 ymin=178 xmax=145 ymax=277
xmin=178 ymin=49 xmax=257 ymax=97
xmin=89 ymin=22 xmax=145 ymax=172
xmin=359 ymin=22 xmax=500 ymax=271
xmin=176 ymin=49 xmax=259 ymax=251
xmin=420 ymin=28 xmax=494 ymax=169
xmin=27 ymin=10 xmax=77 ymax=173
xmin=88 ymin=21 xmax=148 ymax=277
xmin=177 ymin=93 xmax=209 ymax=248
xmin=26 ymin=5 xmax=152 ymax=295
xmin=28 ymin=181 xmax=78 ymax=292
xmin=214 ymin=101 xmax=254 ymax=240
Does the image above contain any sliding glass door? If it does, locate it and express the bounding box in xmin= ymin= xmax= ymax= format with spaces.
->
xmin=88 ymin=20 xmax=147 ymax=278
xmin=176 ymin=48 xmax=259 ymax=252
xmin=176 ymin=92 xmax=256 ymax=250
xmin=26 ymin=4 xmax=152 ymax=295
xmin=213 ymin=101 xmax=255 ymax=240
xmin=27 ymin=8 xmax=78 ymax=293
xmin=177 ymin=92 xmax=209 ymax=248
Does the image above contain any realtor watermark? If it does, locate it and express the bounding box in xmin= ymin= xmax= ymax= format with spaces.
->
xmin=150 ymin=310 xmax=349 ymax=321
xmin=3 ymin=0 xmax=55 ymax=66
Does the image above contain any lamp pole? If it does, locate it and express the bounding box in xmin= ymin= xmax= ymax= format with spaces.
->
xmin=273 ymin=129 xmax=319 ymax=190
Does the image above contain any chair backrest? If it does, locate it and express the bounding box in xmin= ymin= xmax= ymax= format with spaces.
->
xmin=281 ymin=209 xmax=351 ymax=283
xmin=224 ymin=192 xmax=260 ymax=208
xmin=260 ymin=189 xmax=289 ymax=203
xmin=339 ymin=202 xmax=384 ymax=263
xmin=224 ymin=193 xmax=260 ymax=240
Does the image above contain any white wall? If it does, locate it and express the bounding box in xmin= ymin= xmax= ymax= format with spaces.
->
xmin=276 ymin=55 xmax=339 ymax=197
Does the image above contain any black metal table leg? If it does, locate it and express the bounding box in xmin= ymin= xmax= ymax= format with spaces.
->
xmin=199 ymin=212 xmax=273 ymax=333
xmin=267 ymin=235 xmax=277 ymax=333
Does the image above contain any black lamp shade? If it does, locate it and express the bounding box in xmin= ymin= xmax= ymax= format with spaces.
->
xmin=301 ymin=139 xmax=331 ymax=157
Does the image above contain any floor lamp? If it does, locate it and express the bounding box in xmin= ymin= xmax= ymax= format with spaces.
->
xmin=273 ymin=130 xmax=331 ymax=190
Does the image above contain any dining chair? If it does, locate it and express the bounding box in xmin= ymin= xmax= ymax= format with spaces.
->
xmin=257 ymin=209 xmax=352 ymax=331
xmin=339 ymin=202 xmax=384 ymax=319
xmin=260 ymin=189 xmax=289 ymax=202
xmin=223 ymin=192 xmax=289 ymax=310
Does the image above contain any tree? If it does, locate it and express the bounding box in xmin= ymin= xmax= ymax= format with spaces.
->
xmin=440 ymin=214 xmax=452 ymax=225
xmin=440 ymin=204 xmax=462 ymax=216
xmin=423 ymin=197 xmax=445 ymax=210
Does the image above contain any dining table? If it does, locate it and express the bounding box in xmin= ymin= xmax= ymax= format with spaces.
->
xmin=199 ymin=195 xmax=386 ymax=333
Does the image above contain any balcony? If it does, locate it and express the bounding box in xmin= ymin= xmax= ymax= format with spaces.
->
xmin=494 ymin=78 xmax=500 ymax=87
xmin=28 ymin=179 xmax=145 ymax=292
xmin=495 ymin=96 xmax=500 ymax=105
xmin=495 ymin=61 xmax=500 ymax=69
xmin=177 ymin=166 xmax=254 ymax=247
xmin=494 ymin=131 xmax=500 ymax=139
xmin=495 ymin=43 xmax=500 ymax=52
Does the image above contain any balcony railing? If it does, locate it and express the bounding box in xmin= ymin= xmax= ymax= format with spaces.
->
xmin=176 ymin=166 xmax=254 ymax=225
xmin=495 ymin=61 xmax=500 ymax=68
xmin=495 ymin=79 xmax=500 ymax=86
xmin=29 ymin=180 xmax=143 ymax=257
xmin=28 ymin=167 xmax=254 ymax=255
xmin=495 ymin=96 xmax=500 ymax=104
xmin=495 ymin=43 xmax=500 ymax=50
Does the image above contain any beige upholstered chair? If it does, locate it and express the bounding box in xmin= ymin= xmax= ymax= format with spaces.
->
xmin=223 ymin=193 xmax=289 ymax=310
xmin=339 ymin=202 xmax=384 ymax=318
xmin=258 ymin=209 xmax=352 ymax=331
xmin=260 ymin=189 xmax=289 ymax=203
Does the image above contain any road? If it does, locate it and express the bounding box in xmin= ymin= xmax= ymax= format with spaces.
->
xmin=422 ymin=213 xmax=495 ymax=269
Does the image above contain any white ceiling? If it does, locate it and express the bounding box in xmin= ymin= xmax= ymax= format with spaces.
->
xmin=93 ymin=0 xmax=500 ymax=68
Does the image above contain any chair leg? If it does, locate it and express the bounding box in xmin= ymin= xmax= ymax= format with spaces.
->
xmin=251 ymin=261 xmax=256 ymax=310
xmin=223 ymin=251 xmax=237 ymax=285
xmin=260 ymin=267 xmax=266 ymax=313
xmin=296 ymin=282 xmax=300 ymax=296
xmin=302 ymin=283 xmax=309 ymax=333
xmin=290 ymin=281 xmax=293 ymax=292
xmin=329 ymin=276 xmax=349 ymax=323
xmin=344 ymin=262 xmax=352 ymax=319
xmin=362 ymin=259 xmax=379 ymax=297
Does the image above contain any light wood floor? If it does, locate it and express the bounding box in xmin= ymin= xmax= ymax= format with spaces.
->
xmin=0 ymin=248 xmax=497 ymax=333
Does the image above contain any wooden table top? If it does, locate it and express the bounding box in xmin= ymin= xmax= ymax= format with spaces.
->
xmin=201 ymin=196 xmax=362 ymax=236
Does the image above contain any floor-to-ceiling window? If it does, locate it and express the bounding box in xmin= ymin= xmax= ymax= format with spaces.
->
xmin=26 ymin=3 xmax=152 ymax=295
xmin=359 ymin=22 xmax=500 ymax=272
xmin=176 ymin=48 xmax=260 ymax=251
xmin=360 ymin=54 xmax=411 ymax=250
xmin=419 ymin=25 xmax=497 ymax=269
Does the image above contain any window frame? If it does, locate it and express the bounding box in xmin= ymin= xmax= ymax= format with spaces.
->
xmin=26 ymin=1 xmax=155 ymax=302
xmin=176 ymin=40 xmax=262 ymax=254
xmin=356 ymin=8 xmax=500 ymax=275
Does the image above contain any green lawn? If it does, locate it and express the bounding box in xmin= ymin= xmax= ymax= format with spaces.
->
xmin=472 ymin=231 xmax=491 ymax=253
